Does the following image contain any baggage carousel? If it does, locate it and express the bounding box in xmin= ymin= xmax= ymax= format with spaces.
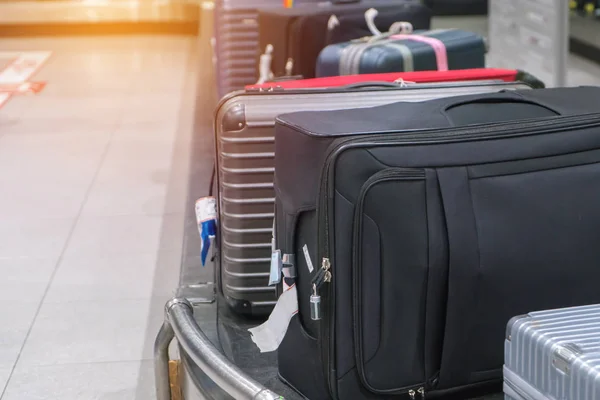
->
xmin=155 ymin=297 xmax=506 ymax=399
xmin=151 ymin=5 xmax=600 ymax=400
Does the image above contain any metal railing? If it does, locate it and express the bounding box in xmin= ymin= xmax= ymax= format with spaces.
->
xmin=154 ymin=298 xmax=283 ymax=400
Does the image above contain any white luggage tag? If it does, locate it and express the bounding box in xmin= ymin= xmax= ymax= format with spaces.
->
xmin=256 ymin=44 xmax=274 ymax=85
xmin=269 ymin=220 xmax=283 ymax=286
xmin=269 ymin=250 xmax=283 ymax=286
xmin=248 ymin=284 xmax=298 ymax=352
xmin=327 ymin=14 xmax=340 ymax=30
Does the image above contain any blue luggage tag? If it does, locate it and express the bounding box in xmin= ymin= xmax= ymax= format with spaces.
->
xmin=195 ymin=197 xmax=217 ymax=267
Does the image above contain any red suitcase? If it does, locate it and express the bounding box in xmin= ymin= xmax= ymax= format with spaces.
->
xmin=246 ymin=68 xmax=544 ymax=90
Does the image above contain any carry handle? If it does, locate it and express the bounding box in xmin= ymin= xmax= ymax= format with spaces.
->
xmin=389 ymin=21 xmax=413 ymax=34
xmin=341 ymin=81 xmax=407 ymax=89
xmin=364 ymin=8 xmax=382 ymax=36
xmin=440 ymin=91 xmax=562 ymax=116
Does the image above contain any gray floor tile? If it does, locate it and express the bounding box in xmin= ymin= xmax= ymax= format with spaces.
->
xmin=63 ymin=214 xmax=182 ymax=258
xmin=0 ymin=258 xmax=56 ymax=304
xmin=44 ymin=251 xmax=179 ymax=303
xmin=17 ymin=299 xmax=162 ymax=366
xmin=162 ymin=175 xmax=189 ymax=215
xmin=0 ymin=180 xmax=89 ymax=219
xmin=93 ymin=139 xmax=175 ymax=185
xmin=2 ymin=360 xmax=155 ymax=400
xmin=0 ymin=302 xmax=39 ymax=368
xmin=14 ymin=96 xmax=126 ymax=121
xmin=0 ymin=367 xmax=10 ymax=396
xmin=115 ymin=118 xmax=184 ymax=137
xmin=110 ymin=125 xmax=179 ymax=141
xmin=0 ymin=117 xmax=116 ymax=136
xmin=0 ymin=133 xmax=109 ymax=184
xmin=80 ymin=180 xmax=169 ymax=217
xmin=0 ymin=217 xmax=74 ymax=259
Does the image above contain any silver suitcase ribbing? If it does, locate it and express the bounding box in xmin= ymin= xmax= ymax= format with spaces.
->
xmin=504 ymin=303 xmax=600 ymax=400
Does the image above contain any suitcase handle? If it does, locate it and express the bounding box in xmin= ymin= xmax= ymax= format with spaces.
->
xmin=440 ymin=92 xmax=562 ymax=117
xmin=341 ymin=81 xmax=408 ymax=89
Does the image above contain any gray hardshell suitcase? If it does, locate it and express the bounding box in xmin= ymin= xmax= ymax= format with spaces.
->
xmin=504 ymin=304 xmax=600 ymax=400
xmin=213 ymin=80 xmax=532 ymax=316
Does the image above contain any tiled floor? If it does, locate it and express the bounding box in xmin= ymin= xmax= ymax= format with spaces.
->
xmin=0 ymin=36 xmax=198 ymax=399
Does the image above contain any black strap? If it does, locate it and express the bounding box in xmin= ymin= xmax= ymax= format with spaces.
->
xmin=208 ymin=163 xmax=215 ymax=197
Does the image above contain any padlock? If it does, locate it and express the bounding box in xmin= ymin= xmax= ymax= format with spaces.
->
xmin=310 ymin=284 xmax=321 ymax=321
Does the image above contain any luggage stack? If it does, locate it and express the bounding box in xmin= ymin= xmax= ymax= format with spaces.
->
xmin=257 ymin=0 xmax=432 ymax=80
xmin=214 ymin=71 xmax=535 ymax=316
xmin=213 ymin=0 xmax=492 ymax=95
xmin=209 ymin=1 xmax=600 ymax=399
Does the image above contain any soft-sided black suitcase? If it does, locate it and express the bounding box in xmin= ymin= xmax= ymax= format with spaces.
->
xmin=273 ymin=87 xmax=600 ymax=399
xmin=257 ymin=0 xmax=431 ymax=79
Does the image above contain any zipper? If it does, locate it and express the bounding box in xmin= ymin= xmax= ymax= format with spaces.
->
xmin=312 ymin=113 xmax=600 ymax=397
xmin=408 ymin=387 xmax=426 ymax=399
xmin=352 ymin=168 xmax=428 ymax=396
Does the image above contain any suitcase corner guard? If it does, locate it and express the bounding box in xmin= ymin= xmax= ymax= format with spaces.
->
xmin=154 ymin=297 xmax=283 ymax=400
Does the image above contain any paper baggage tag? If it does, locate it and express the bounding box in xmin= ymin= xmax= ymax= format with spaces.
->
xmin=269 ymin=249 xmax=283 ymax=286
xmin=248 ymin=285 xmax=298 ymax=352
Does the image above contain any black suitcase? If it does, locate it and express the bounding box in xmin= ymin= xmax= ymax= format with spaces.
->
xmin=423 ymin=0 xmax=488 ymax=16
xmin=273 ymin=87 xmax=600 ymax=399
xmin=257 ymin=0 xmax=431 ymax=79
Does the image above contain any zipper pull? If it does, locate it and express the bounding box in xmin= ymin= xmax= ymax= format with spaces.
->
xmin=321 ymin=257 xmax=332 ymax=282
xmin=311 ymin=258 xmax=332 ymax=289
xmin=408 ymin=387 xmax=425 ymax=399
xmin=309 ymin=258 xmax=332 ymax=321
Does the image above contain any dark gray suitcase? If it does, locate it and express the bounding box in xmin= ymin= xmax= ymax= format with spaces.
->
xmin=504 ymin=304 xmax=600 ymax=400
xmin=213 ymin=80 xmax=531 ymax=317
xmin=213 ymin=0 xmax=323 ymax=99
xmin=273 ymin=86 xmax=600 ymax=399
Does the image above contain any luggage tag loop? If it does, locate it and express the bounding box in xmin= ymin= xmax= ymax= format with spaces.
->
xmin=327 ymin=14 xmax=340 ymax=31
xmin=256 ymin=44 xmax=274 ymax=85
xmin=392 ymin=78 xmax=416 ymax=87
xmin=389 ymin=21 xmax=413 ymax=35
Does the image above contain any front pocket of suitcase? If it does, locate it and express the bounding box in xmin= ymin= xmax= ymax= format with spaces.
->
xmin=437 ymin=153 xmax=600 ymax=387
xmin=352 ymin=168 xmax=445 ymax=395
